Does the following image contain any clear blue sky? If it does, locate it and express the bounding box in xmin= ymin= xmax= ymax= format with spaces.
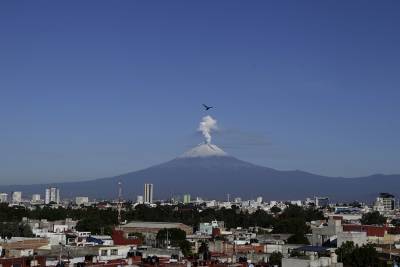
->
xmin=1 ymin=1 xmax=400 ymax=185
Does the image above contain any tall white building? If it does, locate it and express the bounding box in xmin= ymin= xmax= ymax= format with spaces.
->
xmin=45 ymin=187 xmax=60 ymax=204
xmin=45 ymin=188 xmax=50 ymax=204
xmin=0 ymin=193 xmax=8 ymax=203
xmin=144 ymin=183 xmax=153 ymax=204
xmin=183 ymin=194 xmax=191 ymax=204
xmin=32 ymin=194 xmax=41 ymax=202
xmin=12 ymin=191 xmax=22 ymax=203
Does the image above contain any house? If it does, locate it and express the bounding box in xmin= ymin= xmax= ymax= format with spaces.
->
xmin=119 ymin=221 xmax=193 ymax=240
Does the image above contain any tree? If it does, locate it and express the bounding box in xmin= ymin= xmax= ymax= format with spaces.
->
xmin=270 ymin=206 xmax=281 ymax=214
xmin=352 ymin=244 xmax=379 ymax=267
xmin=157 ymin=228 xmax=186 ymax=244
xmin=273 ymin=217 xmax=309 ymax=235
xmin=178 ymin=240 xmax=192 ymax=257
xmin=272 ymin=205 xmax=322 ymax=245
xmin=287 ymin=233 xmax=310 ymax=245
xmin=0 ymin=222 xmax=33 ymax=239
xmin=336 ymin=241 xmax=380 ymax=267
xmin=76 ymin=216 xmax=114 ymax=235
xmin=19 ymin=223 xmax=33 ymax=237
xmin=336 ymin=241 xmax=356 ymax=265
xmin=360 ymin=211 xmax=386 ymax=225
xmin=156 ymin=228 xmax=192 ymax=256
xmin=198 ymin=242 xmax=210 ymax=260
xmin=269 ymin=251 xmax=283 ymax=267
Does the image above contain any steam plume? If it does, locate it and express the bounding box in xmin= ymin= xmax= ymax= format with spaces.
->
xmin=198 ymin=115 xmax=218 ymax=144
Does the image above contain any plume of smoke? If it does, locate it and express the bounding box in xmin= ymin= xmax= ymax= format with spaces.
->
xmin=198 ymin=115 xmax=218 ymax=144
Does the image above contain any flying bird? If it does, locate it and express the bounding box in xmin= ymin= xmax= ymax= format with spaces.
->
xmin=202 ymin=104 xmax=213 ymax=110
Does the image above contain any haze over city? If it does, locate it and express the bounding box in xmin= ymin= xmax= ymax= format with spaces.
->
xmin=3 ymin=2 xmax=400 ymax=267
xmin=1 ymin=1 xmax=400 ymax=186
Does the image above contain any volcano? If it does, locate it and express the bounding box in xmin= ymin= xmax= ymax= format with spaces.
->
xmin=180 ymin=143 xmax=227 ymax=158
xmin=0 ymin=144 xmax=399 ymax=201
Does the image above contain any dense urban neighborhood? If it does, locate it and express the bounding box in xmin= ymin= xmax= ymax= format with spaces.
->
xmin=2 ymin=1 xmax=400 ymax=267
xmin=1 ymin=186 xmax=400 ymax=267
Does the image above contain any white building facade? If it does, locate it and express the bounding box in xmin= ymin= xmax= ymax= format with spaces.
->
xmin=12 ymin=191 xmax=22 ymax=203
xmin=0 ymin=193 xmax=8 ymax=203
xmin=144 ymin=183 xmax=153 ymax=203
xmin=45 ymin=187 xmax=60 ymax=204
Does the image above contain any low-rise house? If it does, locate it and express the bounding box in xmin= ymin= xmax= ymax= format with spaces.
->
xmin=120 ymin=221 xmax=193 ymax=240
xmin=198 ymin=220 xmax=224 ymax=235
xmin=283 ymin=246 xmax=343 ymax=267
xmin=97 ymin=245 xmax=132 ymax=261
xmin=342 ymin=224 xmax=400 ymax=244
xmin=337 ymin=231 xmax=367 ymax=247
xmin=111 ymin=229 xmax=142 ymax=246
xmin=311 ymin=217 xmax=342 ymax=246
xmin=0 ymin=255 xmax=46 ymax=267
xmin=0 ymin=237 xmax=49 ymax=251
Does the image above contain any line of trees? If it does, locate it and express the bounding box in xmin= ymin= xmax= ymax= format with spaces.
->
xmin=272 ymin=204 xmax=324 ymax=244
xmin=0 ymin=203 xmax=324 ymax=241
xmin=0 ymin=222 xmax=33 ymax=239
xmin=335 ymin=241 xmax=383 ymax=267
xmin=360 ymin=211 xmax=386 ymax=225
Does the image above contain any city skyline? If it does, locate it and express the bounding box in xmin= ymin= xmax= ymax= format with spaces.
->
xmin=1 ymin=2 xmax=399 ymax=266
xmin=1 ymin=1 xmax=400 ymax=185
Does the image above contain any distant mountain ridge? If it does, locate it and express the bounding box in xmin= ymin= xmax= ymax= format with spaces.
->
xmin=0 ymin=144 xmax=398 ymax=201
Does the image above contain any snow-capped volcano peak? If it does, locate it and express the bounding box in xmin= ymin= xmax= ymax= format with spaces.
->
xmin=180 ymin=143 xmax=228 ymax=158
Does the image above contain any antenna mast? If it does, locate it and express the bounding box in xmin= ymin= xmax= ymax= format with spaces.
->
xmin=117 ymin=181 xmax=122 ymax=227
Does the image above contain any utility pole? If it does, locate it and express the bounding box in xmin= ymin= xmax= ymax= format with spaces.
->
xmin=166 ymin=228 xmax=169 ymax=248
xmin=58 ymin=243 xmax=63 ymax=267
xmin=117 ymin=181 xmax=122 ymax=228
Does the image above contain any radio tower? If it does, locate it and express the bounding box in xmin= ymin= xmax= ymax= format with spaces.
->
xmin=117 ymin=181 xmax=122 ymax=227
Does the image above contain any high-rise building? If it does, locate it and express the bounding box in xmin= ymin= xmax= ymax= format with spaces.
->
xmin=45 ymin=188 xmax=50 ymax=204
xmin=56 ymin=188 xmax=60 ymax=204
xmin=0 ymin=193 xmax=8 ymax=203
xmin=374 ymin=193 xmax=395 ymax=212
xmin=256 ymin=196 xmax=263 ymax=204
xmin=45 ymin=187 xmax=60 ymax=204
xmin=183 ymin=194 xmax=191 ymax=204
xmin=144 ymin=183 xmax=153 ymax=204
xmin=315 ymin=196 xmax=329 ymax=208
xmin=12 ymin=191 xmax=22 ymax=203
xmin=32 ymin=194 xmax=41 ymax=202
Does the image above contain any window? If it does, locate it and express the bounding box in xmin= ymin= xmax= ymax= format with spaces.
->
xmin=111 ymin=249 xmax=118 ymax=256
xmin=101 ymin=250 xmax=107 ymax=256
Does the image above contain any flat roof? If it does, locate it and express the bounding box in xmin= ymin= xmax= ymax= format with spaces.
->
xmin=122 ymin=221 xmax=189 ymax=229
xmin=294 ymin=246 xmax=329 ymax=253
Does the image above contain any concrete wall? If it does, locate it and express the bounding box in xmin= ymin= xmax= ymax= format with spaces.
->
xmin=337 ymin=232 xmax=367 ymax=247
xmin=282 ymin=258 xmax=310 ymax=267
xmin=282 ymin=257 xmax=343 ymax=267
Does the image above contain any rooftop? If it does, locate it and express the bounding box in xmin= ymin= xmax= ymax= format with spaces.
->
xmin=122 ymin=221 xmax=190 ymax=229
